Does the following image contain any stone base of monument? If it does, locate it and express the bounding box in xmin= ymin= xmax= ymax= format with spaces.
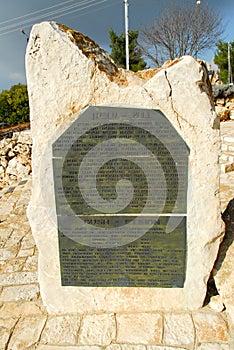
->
xmin=26 ymin=21 xmax=223 ymax=314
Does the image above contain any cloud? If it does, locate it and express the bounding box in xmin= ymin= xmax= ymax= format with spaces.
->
xmin=9 ymin=72 xmax=25 ymax=80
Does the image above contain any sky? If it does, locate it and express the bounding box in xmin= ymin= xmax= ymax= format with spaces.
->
xmin=0 ymin=0 xmax=234 ymax=92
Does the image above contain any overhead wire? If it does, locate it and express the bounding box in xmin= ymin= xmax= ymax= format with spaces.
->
xmin=0 ymin=0 xmax=117 ymax=37
xmin=0 ymin=0 xmax=101 ymax=32
xmin=65 ymin=0 xmax=120 ymax=22
xmin=0 ymin=0 xmax=77 ymax=25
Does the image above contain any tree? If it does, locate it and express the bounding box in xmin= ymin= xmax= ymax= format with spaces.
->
xmin=0 ymin=84 xmax=29 ymax=127
xmin=109 ymin=28 xmax=146 ymax=71
xmin=214 ymin=40 xmax=234 ymax=84
xmin=140 ymin=1 xmax=224 ymax=67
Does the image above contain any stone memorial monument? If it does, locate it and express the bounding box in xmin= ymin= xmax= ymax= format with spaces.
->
xmin=52 ymin=106 xmax=189 ymax=288
xmin=26 ymin=22 xmax=223 ymax=314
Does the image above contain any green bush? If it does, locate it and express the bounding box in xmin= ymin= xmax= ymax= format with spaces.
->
xmin=0 ymin=83 xmax=29 ymax=127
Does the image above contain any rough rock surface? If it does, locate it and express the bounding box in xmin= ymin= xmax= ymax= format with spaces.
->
xmin=26 ymin=21 xmax=223 ymax=313
xmin=0 ymin=129 xmax=31 ymax=187
xmin=213 ymin=84 xmax=234 ymax=99
xmin=213 ymin=85 xmax=234 ymax=121
xmin=214 ymin=199 xmax=234 ymax=323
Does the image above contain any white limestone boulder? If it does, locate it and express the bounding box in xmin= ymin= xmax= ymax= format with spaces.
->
xmin=26 ymin=21 xmax=223 ymax=314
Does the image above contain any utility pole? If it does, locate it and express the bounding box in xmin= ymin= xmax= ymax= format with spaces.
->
xmin=228 ymin=42 xmax=233 ymax=86
xmin=124 ymin=0 xmax=129 ymax=70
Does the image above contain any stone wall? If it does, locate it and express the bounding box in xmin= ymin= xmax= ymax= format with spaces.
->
xmin=0 ymin=129 xmax=32 ymax=188
xmin=213 ymin=85 xmax=234 ymax=121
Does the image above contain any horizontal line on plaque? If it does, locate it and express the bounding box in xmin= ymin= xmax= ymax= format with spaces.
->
xmin=75 ymin=213 xmax=187 ymax=217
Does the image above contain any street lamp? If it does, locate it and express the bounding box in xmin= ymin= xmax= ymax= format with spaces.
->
xmin=124 ymin=0 xmax=129 ymax=70
xmin=228 ymin=42 xmax=233 ymax=86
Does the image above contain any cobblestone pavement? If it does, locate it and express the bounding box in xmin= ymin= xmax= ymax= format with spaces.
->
xmin=0 ymin=122 xmax=234 ymax=350
xmin=220 ymin=121 xmax=234 ymax=212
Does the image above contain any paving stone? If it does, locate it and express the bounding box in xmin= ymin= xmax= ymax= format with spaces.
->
xmin=0 ymin=257 xmax=26 ymax=273
xmin=3 ymin=230 xmax=28 ymax=251
xmin=37 ymin=346 xmax=101 ymax=350
xmin=0 ymin=316 xmax=19 ymax=330
xmin=220 ymin=171 xmax=234 ymax=211
xmin=0 ymin=227 xmax=13 ymax=248
xmin=17 ymin=247 xmax=35 ymax=257
xmin=105 ymin=346 xmax=122 ymax=350
xmin=116 ymin=313 xmax=163 ymax=345
xmin=41 ymin=315 xmax=81 ymax=345
xmin=148 ymin=347 xmax=188 ymax=350
xmin=163 ymin=313 xmax=195 ymax=346
xmin=8 ymin=315 xmax=47 ymax=350
xmin=0 ymin=328 xmax=12 ymax=350
xmin=0 ymin=271 xmax=38 ymax=286
xmin=0 ymin=246 xmax=18 ymax=260
xmin=0 ymin=314 xmax=19 ymax=329
xmin=0 ymin=283 xmax=39 ymax=302
xmin=78 ymin=313 xmax=116 ymax=346
xmin=106 ymin=345 xmax=147 ymax=350
xmin=0 ymin=317 xmax=19 ymax=350
xmin=193 ymin=312 xmax=229 ymax=342
xmin=0 ymin=300 xmax=46 ymax=318
xmin=22 ymin=254 xmax=38 ymax=271
xmin=197 ymin=344 xmax=230 ymax=350
xmin=0 ymin=201 xmax=14 ymax=215
xmin=20 ymin=232 xmax=36 ymax=249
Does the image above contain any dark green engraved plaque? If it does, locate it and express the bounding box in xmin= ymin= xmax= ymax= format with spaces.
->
xmin=52 ymin=107 xmax=189 ymax=287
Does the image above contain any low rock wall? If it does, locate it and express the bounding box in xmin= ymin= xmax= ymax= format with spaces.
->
xmin=0 ymin=129 xmax=32 ymax=187
xmin=213 ymin=85 xmax=234 ymax=121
